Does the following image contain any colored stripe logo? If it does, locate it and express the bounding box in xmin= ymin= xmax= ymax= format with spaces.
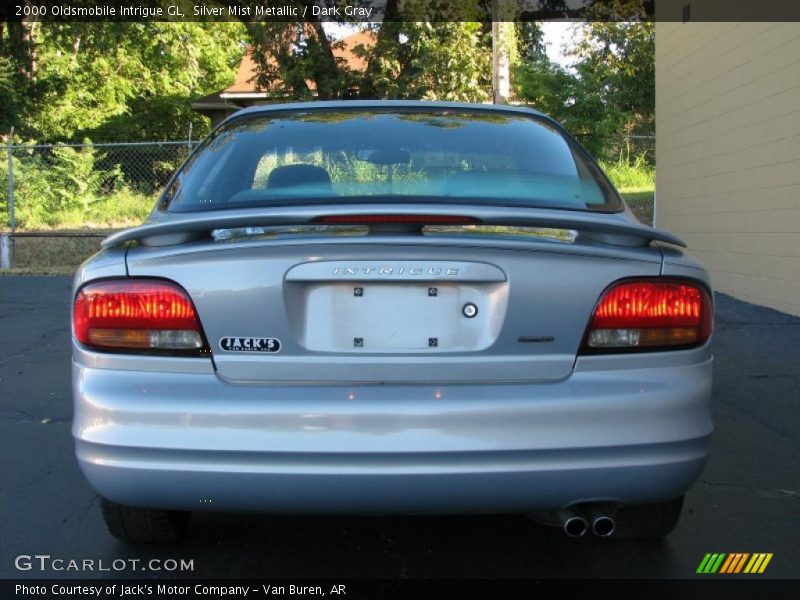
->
xmin=697 ymin=553 xmax=773 ymax=574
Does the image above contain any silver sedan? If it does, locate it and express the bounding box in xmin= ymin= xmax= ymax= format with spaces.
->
xmin=71 ymin=101 xmax=713 ymax=542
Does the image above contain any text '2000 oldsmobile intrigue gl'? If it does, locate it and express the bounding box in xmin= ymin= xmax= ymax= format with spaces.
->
xmin=71 ymin=101 xmax=713 ymax=542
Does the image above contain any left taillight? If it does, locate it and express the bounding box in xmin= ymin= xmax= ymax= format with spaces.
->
xmin=73 ymin=279 xmax=208 ymax=354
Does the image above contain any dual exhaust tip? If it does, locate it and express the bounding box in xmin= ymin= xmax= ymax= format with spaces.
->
xmin=561 ymin=507 xmax=615 ymax=538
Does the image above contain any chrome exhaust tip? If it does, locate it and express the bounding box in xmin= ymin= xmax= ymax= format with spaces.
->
xmin=561 ymin=512 xmax=589 ymax=538
xmin=591 ymin=515 xmax=615 ymax=538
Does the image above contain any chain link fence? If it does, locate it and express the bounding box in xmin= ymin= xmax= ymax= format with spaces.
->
xmin=1 ymin=140 xmax=197 ymax=228
xmin=1 ymin=139 xmax=198 ymax=270
xmin=573 ymin=133 xmax=656 ymax=166
xmin=1 ymin=134 xmax=654 ymax=272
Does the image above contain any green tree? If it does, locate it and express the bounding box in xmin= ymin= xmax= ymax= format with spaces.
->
xmin=0 ymin=55 xmax=18 ymax=135
xmin=516 ymin=22 xmax=547 ymax=62
xmin=513 ymin=21 xmax=654 ymax=159
xmin=362 ymin=21 xmax=491 ymax=102
xmin=0 ymin=16 xmax=39 ymax=137
xmin=248 ymin=21 xmax=357 ymax=101
xmin=571 ymin=22 xmax=655 ymax=135
xmin=363 ymin=0 xmax=491 ymax=101
xmin=240 ymin=0 xmax=492 ymax=103
xmin=1 ymin=22 xmax=246 ymax=141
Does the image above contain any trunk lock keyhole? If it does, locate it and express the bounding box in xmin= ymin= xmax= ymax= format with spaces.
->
xmin=463 ymin=303 xmax=478 ymax=318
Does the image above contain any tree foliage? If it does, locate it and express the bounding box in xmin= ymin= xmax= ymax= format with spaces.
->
xmin=572 ymin=22 xmax=655 ymax=133
xmin=1 ymin=12 xmax=654 ymax=157
xmin=361 ymin=21 xmax=491 ymax=102
xmin=513 ymin=21 xmax=654 ymax=159
xmin=243 ymin=0 xmax=493 ymax=104
xmin=516 ymin=22 xmax=547 ymax=62
xmin=1 ymin=21 xmax=246 ymax=141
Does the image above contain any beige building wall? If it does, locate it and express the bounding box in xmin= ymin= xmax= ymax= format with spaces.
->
xmin=656 ymin=20 xmax=800 ymax=316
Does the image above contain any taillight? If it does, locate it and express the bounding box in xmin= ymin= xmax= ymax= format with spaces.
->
xmin=582 ymin=279 xmax=713 ymax=352
xmin=73 ymin=279 xmax=208 ymax=354
xmin=314 ymin=215 xmax=480 ymax=225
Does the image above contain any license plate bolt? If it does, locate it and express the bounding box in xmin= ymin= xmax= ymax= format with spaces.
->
xmin=462 ymin=303 xmax=478 ymax=318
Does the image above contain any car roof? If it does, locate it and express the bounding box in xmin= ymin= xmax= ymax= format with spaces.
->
xmin=224 ymin=100 xmax=550 ymax=125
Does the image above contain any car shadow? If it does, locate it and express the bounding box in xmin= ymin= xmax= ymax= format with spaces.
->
xmin=109 ymin=513 xmax=678 ymax=579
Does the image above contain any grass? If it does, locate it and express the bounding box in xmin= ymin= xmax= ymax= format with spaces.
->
xmin=1 ymin=190 xmax=154 ymax=274
xmin=13 ymin=189 xmax=155 ymax=231
xmin=600 ymin=155 xmax=655 ymax=193
xmin=601 ymin=156 xmax=655 ymax=226
xmin=47 ymin=191 xmax=154 ymax=230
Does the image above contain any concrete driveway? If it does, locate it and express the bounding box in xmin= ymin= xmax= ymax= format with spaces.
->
xmin=1 ymin=276 xmax=798 ymax=579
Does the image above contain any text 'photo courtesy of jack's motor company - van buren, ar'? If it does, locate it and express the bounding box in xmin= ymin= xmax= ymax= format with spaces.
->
xmin=15 ymin=584 xmax=348 ymax=598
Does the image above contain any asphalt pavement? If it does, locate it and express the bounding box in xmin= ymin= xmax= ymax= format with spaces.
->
xmin=1 ymin=276 xmax=798 ymax=579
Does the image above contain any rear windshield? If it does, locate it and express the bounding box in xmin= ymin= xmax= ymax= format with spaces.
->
xmin=162 ymin=109 xmax=621 ymax=213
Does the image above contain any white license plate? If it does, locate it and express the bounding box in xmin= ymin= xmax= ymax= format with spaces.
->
xmin=300 ymin=283 xmax=493 ymax=352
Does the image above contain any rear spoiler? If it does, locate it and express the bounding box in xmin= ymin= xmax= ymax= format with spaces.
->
xmin=102 ymin=204 xmax=685 ymax=249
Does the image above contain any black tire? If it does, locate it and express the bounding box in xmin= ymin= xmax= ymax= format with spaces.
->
xmin=611 ymin=496 xmax=684 ymax=539
xmin=100 ymin=497 xmax=191 ymax=543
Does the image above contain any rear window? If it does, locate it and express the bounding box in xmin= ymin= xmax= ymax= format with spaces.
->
xmin=162 ymin=109 xmax=621 ymax=213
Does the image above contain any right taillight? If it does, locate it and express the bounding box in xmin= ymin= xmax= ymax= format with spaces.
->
xmin=582 ymin=279 xmax=713 ymax=352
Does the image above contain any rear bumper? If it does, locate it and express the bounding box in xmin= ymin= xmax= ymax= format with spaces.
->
xmin=72 ymin=349 xmax=713 ymax=514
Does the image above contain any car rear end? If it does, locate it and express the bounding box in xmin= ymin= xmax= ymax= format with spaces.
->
xmin=71 ymin=102 xmax=713 ymax=541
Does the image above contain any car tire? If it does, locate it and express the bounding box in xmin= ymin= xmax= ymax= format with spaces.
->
xmin=100 ymin=497 xmax=191 ymax=543
xmin=612 ymin=496 xmax=684 ymax=539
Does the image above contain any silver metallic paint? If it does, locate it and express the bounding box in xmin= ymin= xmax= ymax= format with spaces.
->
xmin=71 ymin=101 xmax=714 ymax=515
xmin=73 ymin=348 xmax=712 ymax=512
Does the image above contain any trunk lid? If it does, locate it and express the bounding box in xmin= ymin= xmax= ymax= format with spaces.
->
xmin=126 ymin=232 xmax=663 ymax=384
